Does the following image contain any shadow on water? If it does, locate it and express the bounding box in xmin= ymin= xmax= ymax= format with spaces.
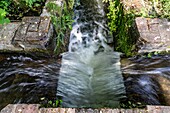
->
xmin=121 ymin=55 xmax=170 ymax=107
xmin=0 ymin=54 xmax=60 ymax=110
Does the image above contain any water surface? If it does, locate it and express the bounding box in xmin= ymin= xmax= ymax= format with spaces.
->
xmin=0 ymin=54 xmax=60 ymax=110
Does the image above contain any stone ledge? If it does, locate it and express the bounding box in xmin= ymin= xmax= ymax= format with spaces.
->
xmin=0 ymin=16 xmax=55 ymax=55
xmin=0 ymin=0 xmax=64 ymax=56
xmin=2 ymin=104 xmax=170 ymax=113
xmin=135 ymin=17 xmax=170 ymax=53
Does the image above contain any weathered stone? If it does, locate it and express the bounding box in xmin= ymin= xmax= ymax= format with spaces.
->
xmin=135 ymin=17 xmax=149 ymax=32
xmin=1 ymin=104 xmax=39 ymax=113
xmin=39 ymin=108 xmax=60 ymax=113
xmin=100 ymin=108 xmax=113 ymax=113
xmin=22 ymin=17 xmax=40 ymax=24
xmin=25 ymin=32 xmax=40 ymax=43
xmin=15 ymin=104 xmax=39 ymax=113
xmin=158 ymin=24 xmax=170 ymax=43
xmin=0 ymin=23 xmax=21 ymax=51
xmin=1 ymin=104 xmax=15 ymax=113
xmin=148 ymin=18 xmax=160 ymax=24
xmin=28 ymin=23 xmax=39 ymax=32
xmin=148 ymin=24 xmax=159 ymax=32
xmin=0 ymin=23 xmax=21 ymax=41
xmin=147 ymin=105 xmax=170 ymax=113
xmin=120 ymin=109 xmax=133 ymax=113
xmin=155 ymin=76 xmax=170 ymax=106
xmin=140 ymin=32 xmax=161 ymax=43
xmin=135 ymin=17 xmax=170 ymax=53
xmin=133 ymin=108 xmax=146 ymax=113
xmin=14 ymin=23 xmax=29 ymax=41
xmin=39 ymin=17 xmax=51 ymax=33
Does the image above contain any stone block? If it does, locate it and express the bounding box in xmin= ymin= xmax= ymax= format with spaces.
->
xmin=158 ymin=24 xmax=170 ymax=43
xmin=148 ymin=24 xmax=159 ymax=32
xmin=0 ymin=23 xmax=21 ymax=41
xmin=140 ymin=32 xmax=161 ymax=43
xmin=147 ymin=105 xmax=170 ymax=113
xmin=39 ymin=17 xmax=51 ymax=33
xmin=15 ymin=104 xmax=39 ymax=113
xmin=14 ymin=23 xmax=29 ymax=41
xmin=28 ymin=23 xmax=39 ymax=32
xmin=135 ymin=17 xmax=148 ymax=32
xmin=120 ymin=109 xmax=133 ymax=113
xmin=148 ymin=18 xmax=160 ymax=24
xmin=100 ymin=108 xmax=113 ymax=113
xmin=25 ymin=32 xmax=40 ymax=43
xmin=22 ymin=17 xmax=40 ymax=24
xmin=39 ymin=108 xmax=60 ymax=113
xmin=1 ymin=104 xmax=39 ymax=113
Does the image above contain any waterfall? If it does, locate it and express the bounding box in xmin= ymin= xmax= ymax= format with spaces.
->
xmin=57 ymin=0 xmax=126 ymax=108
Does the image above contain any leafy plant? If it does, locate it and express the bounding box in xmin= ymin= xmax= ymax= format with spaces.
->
xmin=0 ymin=0 xmax=10 ymax=24
xmin=0 ymin=8 xmax=10 ymax=24
xmin=160 ymin=0 xmax=170 ymax=19
xmin=103 ymin=0 xmax=135 ymax=56
xmin=120 ymin=101 xmax=145 ymax=108
xmin=46 ymin=1 xmax=73 ymax=55
xmin=40 ymin=97 xmax=62 ymax=108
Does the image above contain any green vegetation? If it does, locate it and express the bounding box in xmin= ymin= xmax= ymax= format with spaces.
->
xmin=120 ymin=101 xmax=145 ymax=108
xmin=132 ymin=0 xmax=170 ymax=19
xmin=40 ymin=97 xmax=62 ymax=108
xmin=0 ymin=0 xmax=10 ymax=24
xmin=46 ymin=1 xmax=74 ymax=55
xmin=0 ymin=8 xmax=10 ymax=24
xmin=0 ymin=0 xmax=45 ymax=24
xmin=103 ymin=0 xmax=135 ymax=56
xmin=103 ymin=0 xmax=170 ymax=56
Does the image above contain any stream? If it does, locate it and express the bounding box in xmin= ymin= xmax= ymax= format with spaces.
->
xmin=0 ymin=0 xmax=170 ymax=110
xmin=0 ymin=54 xmax=170 ymax=109
xmin=0 ymin=54 xmax=60 ymax=110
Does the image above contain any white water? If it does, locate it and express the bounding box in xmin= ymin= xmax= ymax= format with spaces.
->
xmin=57 ymin=0 xmax=126 ymax=108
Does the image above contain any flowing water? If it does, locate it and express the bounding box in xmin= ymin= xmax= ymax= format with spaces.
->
xmin=57 ymin=0 xmax=126 ymax=108
xmin=122 ymin=55 xmax=170 ymax=105
xmin=0 ymin=54 xmax=60 ymax=110
xmin=1 ymin=0 xmax=170 ymax=110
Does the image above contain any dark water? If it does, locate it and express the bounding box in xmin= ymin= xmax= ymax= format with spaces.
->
xmin=0 ymin=54 xmax=170 ymax=109
xmin=0 ymin=54 xmax=60 ymax=110
xmin=121 ymin=55 xmax=170 ymax=106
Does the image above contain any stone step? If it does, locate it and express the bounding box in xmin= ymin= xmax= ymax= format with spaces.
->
xmin=1 ymin=104 xmax=170 ymax=113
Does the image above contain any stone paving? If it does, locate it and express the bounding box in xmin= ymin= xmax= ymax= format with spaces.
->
xmin=2 ymin=104 xmax=170 ymax=113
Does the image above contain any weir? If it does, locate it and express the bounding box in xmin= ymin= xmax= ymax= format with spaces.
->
xmin=57 ymin=0 xmax=126 ymax=108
